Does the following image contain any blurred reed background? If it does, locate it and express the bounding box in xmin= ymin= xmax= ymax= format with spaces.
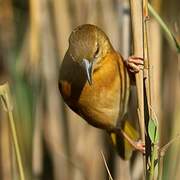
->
xmin=0 ymin=0 xmax=179 ymax=179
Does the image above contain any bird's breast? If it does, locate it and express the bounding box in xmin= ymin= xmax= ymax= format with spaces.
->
xmin=77 ymin=53 xmax=130 ymax=130
xmin=78 ymin=81 xmax=120 ymax=129
xmin=59 ymin=52 xmax=130 ymax=130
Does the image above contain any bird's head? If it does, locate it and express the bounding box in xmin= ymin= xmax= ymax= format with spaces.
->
xmin=68 ymin=24 xmax=114 ymax=85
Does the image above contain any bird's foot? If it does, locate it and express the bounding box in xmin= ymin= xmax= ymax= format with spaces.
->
xmin=126 ymin=56 xmax=144 ymax=73
xmin=121 ymin=129 xmax=145 ymax=154
xmin=133 ymin=139 xmax=145 ymax=154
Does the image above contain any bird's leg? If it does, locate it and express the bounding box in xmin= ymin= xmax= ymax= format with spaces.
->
xmin=114 ymin=128 xmax=145 ymax=154
xmin=120 ymin=129 xmax=145 ymax=154
xmin=125 ymin=56 xmax=144 ymax=73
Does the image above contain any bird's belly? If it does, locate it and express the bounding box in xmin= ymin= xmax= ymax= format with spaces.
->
xmin=77 ymin=84 xmax=122 ymax=130
xmin=79 ymin=104 xmax=119 ymax=130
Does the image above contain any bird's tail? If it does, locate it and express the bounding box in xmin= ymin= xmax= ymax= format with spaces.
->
xmin=110 ymin=120 xmax=139 ymax=160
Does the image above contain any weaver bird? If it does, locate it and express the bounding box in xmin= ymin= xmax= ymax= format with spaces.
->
xmin=59 ymin=24 xmax=144 ymax=159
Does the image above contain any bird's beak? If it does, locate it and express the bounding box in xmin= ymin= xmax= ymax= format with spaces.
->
xmin=81 ymin=59 xmax=93 ymax=85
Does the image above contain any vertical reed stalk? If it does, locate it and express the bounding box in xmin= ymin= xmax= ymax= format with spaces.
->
xmin=143 ymin=1 xmax=159 ymax=179
xmin=0 ymin=83 xmax=25 ymax=180
xmin=143 ymin=0 xmax=152 ymax=178
xmin=129 ymin=0 xmax=146 ymax=178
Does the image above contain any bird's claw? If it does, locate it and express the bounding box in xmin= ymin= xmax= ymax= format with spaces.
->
xmin=126 ymin=56 xmax=144 ymax=73
xmin=133 ymin=139 xmax=145 ymax=154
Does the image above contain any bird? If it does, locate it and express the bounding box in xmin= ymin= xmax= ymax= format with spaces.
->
xmin=59 ymin=24 xmax=144 ymax=160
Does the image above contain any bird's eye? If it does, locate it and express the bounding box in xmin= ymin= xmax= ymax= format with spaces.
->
xmin=94 ymin=45 xmax=100 ymax=58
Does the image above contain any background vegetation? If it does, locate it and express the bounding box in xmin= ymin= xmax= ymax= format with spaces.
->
xmin=0 ymin=0 xmax=179 ymax=179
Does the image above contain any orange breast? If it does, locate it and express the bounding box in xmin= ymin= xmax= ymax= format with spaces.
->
xmin=59 ymin=51 xmax=130 ymax=130
xmin=77 ymin=53 xmax=130 ymax=130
